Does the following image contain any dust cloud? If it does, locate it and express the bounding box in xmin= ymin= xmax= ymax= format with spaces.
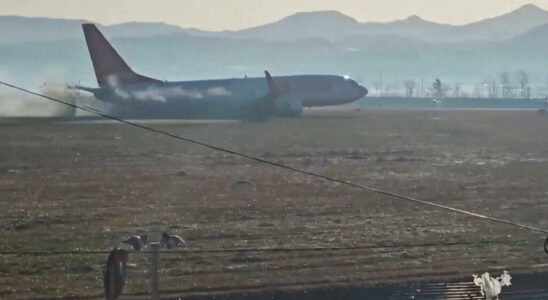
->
xmin=0 ymin=82 xmax=77 ymax=117
xmin=0 ymin=70 xmax=98 ymax=117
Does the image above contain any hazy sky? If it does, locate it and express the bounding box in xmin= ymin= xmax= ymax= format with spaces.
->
xmin=4 ymin=0 xmax=548 ymax=30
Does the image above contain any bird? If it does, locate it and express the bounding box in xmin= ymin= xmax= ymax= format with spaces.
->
xmin=122 ymin=234 xmax=148 ymax=251
xmin=161 ymin=232 xmax=186 ymax=249
xmin=544 ymin=236 xmax=548 ymax=255
xmin=103 ymin=248 xmax=128 ymax=300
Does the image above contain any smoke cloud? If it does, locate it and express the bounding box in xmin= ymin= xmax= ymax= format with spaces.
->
xmin=0 ymin=84 xmax=78 ymax=117
xmin=133 ymin=86 xmax=232 ymax=102
xmin=0 ymin=70 xmax=82 ymax=117
xmin=106 ymin=74 xmax=232 ymax=102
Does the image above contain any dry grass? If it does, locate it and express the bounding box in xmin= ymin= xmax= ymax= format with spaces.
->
xmin=0 ymin=110 xmax=547 ymax=299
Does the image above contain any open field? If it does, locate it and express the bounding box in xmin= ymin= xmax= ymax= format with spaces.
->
xmin=0 ymin=110 xmax=547 ymax=299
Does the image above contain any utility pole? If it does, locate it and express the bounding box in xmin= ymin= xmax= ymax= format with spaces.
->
xmin=149 ymin=243 xmax=160 ymax=300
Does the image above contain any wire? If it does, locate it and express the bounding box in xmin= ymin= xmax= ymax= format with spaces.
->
xmin=0 ymin=240 xmax=500 ymax=255
xmin=1 ymin=81 xmax=547 ymax=237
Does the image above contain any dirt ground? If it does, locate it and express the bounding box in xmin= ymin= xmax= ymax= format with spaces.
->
xmin=0 ymin=110 xmax=547 ymax=299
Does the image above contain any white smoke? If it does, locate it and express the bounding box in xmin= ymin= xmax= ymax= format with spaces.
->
xmin=133 ymin=86 xmax=203 ymax=102
xmin=0 ymin=71 xmax=79 ymax=117
xmin=107 ymin=75 xmax=131 ymax=100
xmin=133 ymin=88 xmax=169 ymax=102
xmin=106 ymin=74 xmax=232 ymax=102
xmin=206 ymin=87 xmax=232 ymax=97
xmin=130 ymin=86 xmax=233 ymax=102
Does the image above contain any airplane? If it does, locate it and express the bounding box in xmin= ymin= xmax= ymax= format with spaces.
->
xmin=72 ymin=24 xmax=368 ymax=120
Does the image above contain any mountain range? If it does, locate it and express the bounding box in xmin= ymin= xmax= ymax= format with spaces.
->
xmin=2 ymin=4 xmax=548 ymax=92
xmin=227 ymin=4 xmax=548 ymax=42
xmin=2 ymin=4 xmax=548 ymax=44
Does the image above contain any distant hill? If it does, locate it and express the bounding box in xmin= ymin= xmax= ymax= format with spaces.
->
xmin=229 ymin=4 xmax=548 ymax=42
xmin=357 ymin=15 xmax=455 ymax=42
xmin=227 ymin=11 xmax=363 ymax=41
xmin=2 ymin=26 xmax=548 ymax=89
xmin=2 ymin=4 xmax=548 ymax=44
xmin=0 ymin=16 xmax=88 ymax=43
xmin=509 ymin=22 xmax=548 ymax=45
xmin=2 ymin=5 xmax=548 ymax=91
xmin=100 ymin=22 xmax=190 ymax=38
xmin=453 ymin=4 xmax=548 ymax=41
xmin=0 ymin=15 xmax=202 ymax=44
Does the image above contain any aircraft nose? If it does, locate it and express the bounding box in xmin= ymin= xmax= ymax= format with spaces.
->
xmin=358 ymin=85 xmax=368 ymax=98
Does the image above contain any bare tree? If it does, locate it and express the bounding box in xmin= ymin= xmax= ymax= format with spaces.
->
xmin=431 ymin=78 xmax=446 ymax=98
xmin=484 ymin=80 xmax=497 ymax=98
xmin=517 ymin=70 xmax=529 ymax=98
xmin=499 ymin=72 xmax=511 ymax=98
xmin=404 ymin=80 xmax=416 ymax=97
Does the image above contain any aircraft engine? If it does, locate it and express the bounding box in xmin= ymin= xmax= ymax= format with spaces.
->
xmin=274 ymin=96 xmax=303 ymax=117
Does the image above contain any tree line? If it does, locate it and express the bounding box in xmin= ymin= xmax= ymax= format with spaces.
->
xmin=375 ymin=70 xmax=547 ymax=99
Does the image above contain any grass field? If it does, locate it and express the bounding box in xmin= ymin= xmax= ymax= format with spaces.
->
xmin=0 ymin=110 xmax=547 ymax=299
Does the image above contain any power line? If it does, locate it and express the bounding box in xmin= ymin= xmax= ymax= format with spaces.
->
xmin=0 ymin=240 xmax=504 ymax=256
xmin=1 ymin=81 xmax=547 ymax=237
xmin=0 ymin=247 xmax=381 ymax=256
